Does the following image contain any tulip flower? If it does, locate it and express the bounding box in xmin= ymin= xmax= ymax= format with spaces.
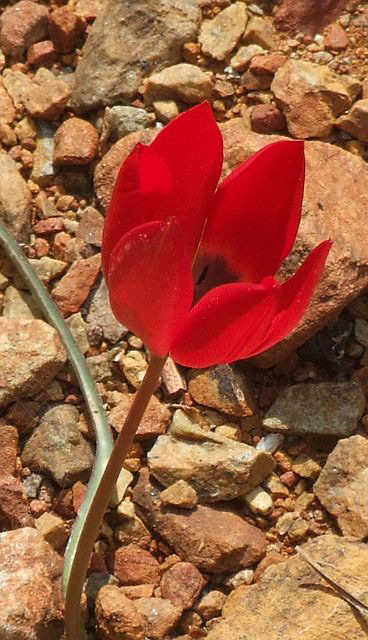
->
xmin=102 ymin=102 xmax=331 ymax=368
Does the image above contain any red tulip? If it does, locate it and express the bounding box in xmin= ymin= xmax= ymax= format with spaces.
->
xmin=102 ymin=102 xmax=331 ymax=368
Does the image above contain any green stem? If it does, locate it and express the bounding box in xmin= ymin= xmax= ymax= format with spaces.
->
xmin=64 ymin=354 xmax=166 ymax=640
xmin=0 ymin=222 xmax=114 ymax=630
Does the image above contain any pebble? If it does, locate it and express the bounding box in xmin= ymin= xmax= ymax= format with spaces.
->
xmin=96 ymin=585 xmax=145 ymax=640
xmin=152 ymin=100 xmax=179 ymax=123
xmin=160 ymin=480 xmax=198 ymax=509
xmin=324 ymin=23 xmax=349 ymax=50
xmin=160 ymin=561 xmax=206 ymax=610
xmin=144 ymin=63 xmax=213 ymax=105
xmin=109 ymin=393 xmax=170 ymax=441
xmin=135 ymin=597 xmax=182 ymax=639
xmin=101 ymin=106 xmax=155 ymax=147
xmin=0 ymin=0 xmax=49 ymax=57
xmin=274 ymin=0 xmax=350 ymax=37
xmin=0 ymin=150 xmax=31 ymax=241
xmin=337 ymin=99 xmax=368 ymax=142
xmin=108 ymin=467 xmax=133 ymax=508
xmin=256 ymin=433 xmax=284 ymax=454
xmin=0 ymin=86 xmax=15 ymax=124
xmin=263 ymin=382 xmax=365 ymax=436
xmin=188 ymin=365 xmax=256 ymax=417
xmin=0 ymin=424 xmax=18 ymax=477
xmin=21 ymin=404 xmax=94 ymax=488
xmin=0 ymin=474 xmax=34 ymax=528
xmin=0 ymin=318 xmax=66 ymax=406
xmin=161 ymin=357 xmax=186 ymax=399
xmin=224 ymin=568 xmax=254 ymax=589
xmin=195 ymin=590 xmax=226 ymax=621
xmin=250 ymin=104 xmax=286 ymax=133
xmin=133 ymin=468 xmax=267 ymax=574
xmin=54 ymin=117 xmax=99 ymax=165
xmin=230 ymin=44 xmax=265 ymax=72
xmin=34 ymin=511 xmax=68 ymax=549
xmin=314 ymin=435 xmax=368 ymax=539
xmin=199 ymin=2 xmax=248 ymax=61
xmin=49 ymin=6 xmax=83 ymax=54
xmin=120 ymin=350 xmax=148 ymax=389
xmin=31 ymin=120 xmax=56 ymax=185
xmin=3 ymin=285 xmax=41 ymax=319
xmin=66 ymin=312 xmax=89 ymax=355
xmin=27 ymin=40 xmax=56 ymax=67
xmin=148 ymin=411 xmax=274 ymax=502
xmin=291 ymin=454 xmax=321 ymax=479
xmin=114 ymin=543 xmax=161 ymax=587
xmin=242 ymin=486 xmax=273 ymax=515
xmin=243 ymin=16 xmax=274 ymax=50
xmin=86 ymin=275 xmax=127 ymax=344
xmin=4 ymin=68 xmax=71 ymax=120
xmin=52 ymin=253 xmax=101 ymax=316
xmin=0 ymin=528 xmax=63 ymax=639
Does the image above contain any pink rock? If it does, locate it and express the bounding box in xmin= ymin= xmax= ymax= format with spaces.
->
xmin=0 ymin=424 xmax=18 ymax=476
xmin=52 ymin=253 xmax=101 ymax=316
xmin=34 ymin=217 xmax=64 ymax=235
xmin=0 ymin=474 xmax=34 ymax=528
xmin=250 ymin=104 xmax=286 ymax=134
xmin=53 ymin=117 xmax=99 ymax=165
xmin=249 ymin=54 xmax=287 ymax=76
xmin=27 ymin=40 xmax=56 ymax=66
xmin=0 ymin=0 xmax=49 ymax=57
xmin=109 ymin=394 xmax=171 ymax=440
xmin=114 ymin=543 xmax=161 ymax=586
xmin=160 ymin=562 xmax=206 ymax=610
xmin=275 ymin=0 xmax=350 ymax=37
xmin=49 ymin=6 xmax=84 ymax=54
xmin=324 ymin=23 xmax=349 ymax=50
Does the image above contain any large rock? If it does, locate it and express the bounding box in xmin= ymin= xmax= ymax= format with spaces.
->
xmin=271 ymin=60 xmax=360 ymax=138
xmin=0 ymin=318 xmax=67 ymax=406
xmin=206 ymin=535 xmax=368 ymax=640
xmin=133 ymin=469 xmax=266 ymax=574
xmin=263 ymin=382 xmax=365 ymax=437
xmin=94 ymin=120 xmax=368 ymax=366
xmin=70 ymin=0 xmax=201 ymax=113
xmin=0 ymin=527 xmax=63 ymax=640
xmin=22 ymin=404 xmax=95 ymax=487
xmin=314 ymin=435 xmax=368 ymax=539
xmin=275 ymin=0 xmax=350 ymax=36
xmin=0 ymin=151 xmax=31 ymax=241
xmin=148 ymin=411 xmax=274 ymax=502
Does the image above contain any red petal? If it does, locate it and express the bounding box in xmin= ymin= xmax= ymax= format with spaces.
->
xmin=151 ymin=102 xmax=223 ymax=255
xmin=107 ymin=219 xmax=194 ymax=357
xmin=102 ymin=144 xmax=172 ymax=276
xmin=171 ymin=240 xmax=331 ymax=368
xmin=247 ymin=239 xmax=332 ymax=357
xmin=170 ymin=281 xmax=279 ymax=368
xmin=202 ymin=140 xmax=305 ymax=282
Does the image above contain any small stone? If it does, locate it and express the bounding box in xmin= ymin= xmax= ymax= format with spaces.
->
xmin=0 ymin=150 xmax=31 ymax=241
xmin=0 ymin=424 xmax=18 ymax=476
xmin=249 ymin=54 xmax=286 ymax=75
xmin=109 ymin=468 xmax=133 ymax=508
xmin=275 ymin=511 xmax=295 ymax=535
xmin=230 ymin=44 xmax=265 ymax=72
xmin=52 ymin=253 xmax=101 ymax=316
xmin=144 ymin=63 xmax=213 ymax=105
xmin=253 ymin=552 xmax=285 ymax=581
xmin=287 ymin=518 xmax=309 ymax=542
xmin=76 ymin=206 xmax=104 ymax=246
xmin=29 ymin=256 xmax=67 ymax=283
xmin=135 ymin=597 xmax=182 ymax=639
xmin=0 ymin=528 xmax=63 ymax=639
xmin=0 ymin=86 xmax=16 ymax=124
xmin=242 ymin=486 xmax=273 ymax=515
xmin=195 ymin=590 xmax=226 ymax=621
xmin=21 ymin=404 xmax=94 ymax=488
xmin=262 ymin=474 xmax=289 ymax=498
xmin=27 ymin=40 xmax=56 ymax=66
xmin=35 ymin=512 xmax=68 ymax=550
xmin=31 ymin=120 xmax=56 ymax=186
xmin=49 ymin=6 xmax=83 ymax=54
xmin=250 ymin=104 xmax=286 ymax=133
xmin=86 ymin=352 xmax=111 ymax=382
xmin=224 ymin=568 xmax=254 ymax=589
xmin=120 ymin=350 xmax=148 ymax=389
xmin=109 ymin=393 xmax=170 ymax=441
xmin=4 ymin=68 xmax=71 ymax=120
xmin=0 ymin=318 xmax=66 ymax=406
xmin=243 ymin=17 xmax=274 ymax=50
xmin=160 ymin=480 xmax=198 ymax=509
xmin=101 ymin=106 xmax=155 ymax=147
xmin=86 ymin=275 xmax=127 ymax=345
xmin=0 ymin=474 xmax=34 ymax=528
xmin=161 ymin=357 xmax=186 ymax=399
xmin=188 ymin=365 xmax=256 ymax=417
xmin=96 ymin=585 xmax=145 ymax=640
xmin=324 ymin=23 xmax=349 ymax=50
xmin=160 ymin=562 xmax=206 ymax=609
xmin=153 ymin=100 xmax=179 ymax=123
xmin=292 ymin=454 xmax=321 ymax=479
xmin=66 ymin=312 xmax=89 ymax=355
xmin=0 ymin=0 xmax=49 ymax=57
xmin=1 ymin=287 xmax=38 ymax=319
xmin=114 ymin=543 xmax=161 ymax=587
xmin=256 ymin=433 xmax=284 ymax=454
xmin=263 ymin=382 xmax=365 ymax=437
xmin=54 ymin=118 xmax=99 ymax=165
xmin=355 ymin=317 xmax=368 ymax=346
xmin=119 ymin=585 xmax=155 ymax=600
xmin=148 ymin=411 xmax=274 ymax=502
xmin=115 ymin=515 xmax=150 ymax=546
xmin=336 ymin=99 xmax=368 ymax=142
xmin=294 ymin=491 xmax=315 ymax=513
xmin=314 ymin=435 xmax=368 ymax=539
xmin=133 ymin=469 xmax=267 ymax=574
xmin=34 ymin=217 xmax=64 ymax=235
xmin=199 ymin=3 xmax=248 ymax=61
xmin=274 ymin=0 xmax=350 ymax=37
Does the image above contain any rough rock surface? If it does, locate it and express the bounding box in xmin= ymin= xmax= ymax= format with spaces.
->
xmin=263 ymin=382 xmax=365 ymax=436
xmin=199 ymin=2 xmax=248 ymax=61
xmin=143 ymin=63 xmax=213 ymax=105
xmin=188 ymin=365 xmax=256 ymax=417
xmin=206 ymin=535 xmax=368 ymax=640
xmin=110 ymin=393 xmax=171 ymax=441
xmin=0 ymin=0 xmax=49 ymax=57
xmin=314 ymin=435 xmax=368 ymax=539
xmin=0 ymin=527 xmax=64 ymax=640
xmin=275 ymin=0 xmax=350 ymax=36
xmin=337 ymin=99 xmax=368 ymax=141
xmin=96 ymin=585 xmax=145 ymax=640
xmin=70 ymin=0 xmax=201 ymax=112
xmin=114 ymin=543 xmax=161 ymax=587
xmin=52 ymin=253 xmax=101 ymax=316
xmin=133 ymin=469 xmax=266 ymax=573
xmin=86 ymin=275 xmax=127 ymax=344
xmin=0 ymin=318 xmax=67 ymax=406
xmin=21 ymin=404 xmax=95 ymax=487
xmin=271 ymin=60 xmax=360 ymax=138
xmin=0 ymin=150 xmax=31 ymax=241
xmin=4 ymin=68 xmax=71 ymax=120
xmin=148 ymin=416 xmax=274 ymax=501
xmin=53 ymin=117 xmax=99 ymax=165
xmin=0 ymin=474 xmax=34 ymax=528
xmin=160 ymin=562 xmax=206 ymax=610
xmin=134 ymin=597 xmax=182 ymax=639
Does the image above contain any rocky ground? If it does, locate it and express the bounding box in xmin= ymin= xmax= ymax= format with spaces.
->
xmin=0 ymin=0 xmax=368 ymax=638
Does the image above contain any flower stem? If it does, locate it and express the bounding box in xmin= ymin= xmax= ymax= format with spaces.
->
xmin=64 ymin=353 xmax=166 ymax=640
